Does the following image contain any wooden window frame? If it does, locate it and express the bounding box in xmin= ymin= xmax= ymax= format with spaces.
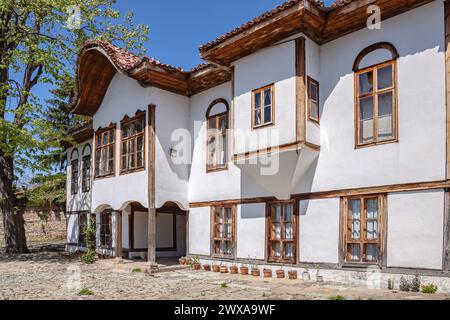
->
xmin=211 ymin=205 xmax=236 ymax=259
xmin=341 ymin=194 xmax=385 ymax=266
xmin=100 ymin=210 xmax=112 ymax=248
xmin=354 ymin=59 xmax=398 ymax=148
xmin=94 ymin=125 xmax=116 ymax=179
xmin=120 ymin=113 xmax=146 ymax=175
xmin=307 ymin=76 xmax=320 ymax=124
xmin=81 ymin=154 xmax=91 ymax=193
xmin=206 ymin=111 xmax=228 ymax=173
xmin=266 ymin=200 xmax=298 ymax=264
xmin=70 ymin=159 xmax=79 ymax=195
xmin=78 ymin=211 xmax=87 ymax=247
xmin=252 ymin=84 xmax=275 ymax=129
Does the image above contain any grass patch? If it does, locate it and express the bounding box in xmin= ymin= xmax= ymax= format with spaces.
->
xmin=77 ymin=288 xmax=94 ymax=296
xmin=329 ymin=295 xmax=346 ymax=300
xmin=220 ymin=282 xmax=228 ymax=288
xmin=421 ymin=284 xmax=438 ymax=294
xmin=132 ymin=268 xmax=142 ymax=273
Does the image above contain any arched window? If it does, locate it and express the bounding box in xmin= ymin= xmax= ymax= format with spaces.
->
xmin=354 ymin=42 xmax=398 ymax=147
xmin=70 ymin=149 xmax=79 ymax=195
xmin=82 ymin=144 xmax=92 ymax=193
xmin=206 ymin=98 xmax=229 ymax=172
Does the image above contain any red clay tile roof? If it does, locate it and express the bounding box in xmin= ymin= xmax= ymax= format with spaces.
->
xmin=199 ymin=0 xmax=324 ymax=53
xmin=331 ymin=0 xmax=354 ymax=7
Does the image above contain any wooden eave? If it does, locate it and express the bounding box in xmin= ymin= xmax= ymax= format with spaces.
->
xmin=199 ymin=0 xmax=434 ymax=66
xmin=62 ymin=122 xmax=94 ymax=148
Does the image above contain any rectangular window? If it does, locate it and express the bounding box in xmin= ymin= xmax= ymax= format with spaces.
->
xmin=206 ymin=112 xmax=227 ymax=171
xmin=267 ymin=202 xmax=297 ymax=263
xmin=95 ymin=127 xmax=116 ymax=178
xmin=343 ymin=195 xmax=384 ymax=264
xmin=355 ymin=61 xmax=396 ymax=147
xmin=71 ymin=159 xmax=79 ymax=195
xmin=100 ymin=210 xmax=112 ymax=248
xmin=82 ymin=155 xmax=91 ymax=192
xmin=78 ymin=212 xmax=87 ymax=247
xmin=121 ymin=114 xmax=145 ymax=173
xmin=252 ymin=84 xmax=274 ymax=128
xmin=308 ymin=77 xmax=320 ymax=123
xmin=212 ymin=206 xmax=235 ymax=257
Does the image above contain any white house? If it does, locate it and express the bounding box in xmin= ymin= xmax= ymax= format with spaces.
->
xmin=66 ymin=0 xmax=450 ymax=288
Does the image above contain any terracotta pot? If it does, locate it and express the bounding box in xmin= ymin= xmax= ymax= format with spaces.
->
xmin=230 ymin=266 xmax=239 ymax=274
xmin=203 ymin=264 xmax=211 ymax=271
xmin=186 ymin=258 xmax=192 ymax=265
xmin=288 ymin=271 xmax=298 ymax=280
xmin=240 ymin=266 xmax=249 ymax=275
xmin=212 ymin=265 xmax=220 ymax=272
xmin=179 ymin=257 xmax=186 ymax=265
xmin=220 ymin=266 xmax=229 ymax=273
xmin=263 ymin=269 xmax=272 ymax=278
xmin=193 ymin=263 xmax=201 ymax=270
xmin=276 ymin=270 xmax=285 ymax=278
xmin=251 ymin=268 xmax=261 ymax=277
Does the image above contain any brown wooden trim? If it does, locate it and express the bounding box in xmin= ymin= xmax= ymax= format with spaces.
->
xmin=445 ymin=1 xmax=450 ymax=181
xmin=94 ymin=123 xmax=117 ymax=180
xmin=114 ymin=210 xmax=122 ymax=258
xmin=251 ymin=84 xmax=275 ymax=129
xmin=120 ymin=112 xmax=146 ymax=175
xmin=307 ymin=76 xmax=320 ymax=124
xmin=353 ymin=42 xmax=399 ymax=72
xmin=205 ymin=98 xmax=230 ymax=118
xmin=129 ymin=209 xmax=135 ymax=250
xmin=147 ymin=104 xmax=156 ymax=262
xmin=190 ymin=180 xmax=450 ymax=208
xmin=295 ymin=37 xmax=306 ymax=143
xmin=210 ymin=205 xmax=236 ymax=259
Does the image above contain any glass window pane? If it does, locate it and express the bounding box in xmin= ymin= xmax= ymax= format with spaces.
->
xmin=310 ymin=82 xmax=318 ymax=101
xmin=285 ymin=223 xmax=293 ymax=240
xmin=365 ymin=244 xmax=379 ymax=262
xmin=218 ymin=115 xmax=227 ymax=132
xmin=348 ymin=244 xmax=361 ymax=261
xmin=254 ymin=92 xmax=261 ymax=109
xmin=378 ymin=65 xmax=393 ymax=90
xmin=272 ymin=242 xmax=281 ymax=258
xmin=254 ymin=109 xmax=261 ymax=126
xmin=284 ymin=243 xmax=293 ymax=258
xmin=208 ymin=117 xmax=217 ymax=130
xmin=285 ymin=205 xmax=293 ymax=222
xmin=135 ymin=118 xmax=144 ymax=133
xmin=109 ymin=130 xmax=114 ymax=143
xmin=359 ymin=71 xmax=374 ymax=94
xmin=103 ymin=132 xmax=108 ymax=145
xmin=264 ymin=105 xmax=271 ymax=124
xmin=365 ymin=198 xmax=378 ymax=219
xmin=359 ymin=96 xmax=374 ymax=143
xmin=271 ymin=206 xmax=282 ymax=222
xmin=264 ymin=89 xmax=271 ymax=106
xmin=349 ymin=199 xmax=361 ymax=240
xmin=378 ymin=91 xmax=394 ymax=140
xmin=137 ymin=136 xmax=144 ymax=153
xmin=310 ymin=101 xmax=318 ymax=119
xmin=273 ymin=223 xmax=281 ymax=240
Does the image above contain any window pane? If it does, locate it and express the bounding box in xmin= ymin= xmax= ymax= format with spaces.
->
xmin=137 ymin=151 xmax=144 ymax=168
xmin=96 ymin=135 xmax=101 ymax=147
xmin=310 ymin=101 xmax=318 ymax=120
xmin=284 ymin=243 xmax=294 ymax=259
xmin=218 ymin=115 xmax=227 ymax=132
xmin=378 ymin=91 xmax=394 ymax=140
xmin=264 ymin=89 xmax=271 ymax=106
xmin=135 ymin=118 xmax=144 ymax=133
xmin=137 ymin=136 xmax=143 ymax=153
xmin=365 ymin=198 xmax=379 ymax=240
xmin=349 ymin=199 xmax=361 ymax=240
xmin=122 ymin=126 xmax=128 ymax=138
xmin=271 ymin=205 xmax=282 ymax=222
xmin=264 ymin=105 xmax=271 ymax=123
xmin=285 ymin=223 xmax=293 ymax=240
xmin=359 ymin=96 xmax=374 ymax=143
xmin=378 ymin=65 xmax=393 ymax=90
xmin=348 ymin=244 xmax=361 ymax=261
xmin=364 ymin=244 xmax=379 ymax=262
xmin=254 ymin=92 xmax=261 ymax=109
xmin=254 ymin=109 xmax=261 ymax=126
xmin=208 ymin=117 xmax=217 ymax=130
xmin=359 ymin=71 xmax=374 ymax=94
xmin=285 ymin=205 xmax=293 ymax=222
xmin=273 ymin=223 xmax=281 ymax=240
xmin=103 ymin=132 xmax=108 ymax=145
xmin=272 ymin=242 xmax=281 ymax=258
xmin=109 ymin=130 xmax=114 ymax=143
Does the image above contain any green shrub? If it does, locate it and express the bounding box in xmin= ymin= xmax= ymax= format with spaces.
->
xmin=81 ymin=218 xmax=97 ymax=264
xmin=329 ymin=295 xmax=345 ymax=300
xmin=421 ymin=284 xmax=438 ymax=294
xmin=132 ymin=268 xmax=142 ymax=273
xmin=77 ymin=288 xmax=94 ymax=296
xmin=220 ymin=282 xmax=228 ymax=288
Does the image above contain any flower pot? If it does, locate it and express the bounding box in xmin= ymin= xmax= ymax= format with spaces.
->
xmin=203 ymin=264 xmax=211 ymax=271
xmin=193 ymin=263 xmax=201 ymax=270
xmin=230 ymin=266 xmax=239 ymax=274
xmin=302 ymin=271 xmax=311 ymax=281
xmin=186 ymin=258 xmax=192 ymax=265
xmin=220 ymin=266 xmax=229 ymax=273
xmin=179 ymin=257 xmax=186 ymax=265
xmin=240 ymin=266 xmax=249 ymax=275
xmin=288 ymin=271 xmax=298 ymax=280
xmin=251 ymin=268 xmax=261 ymax=277
xmin=212 ymin=265 xmax=220 ymax=272
xmin=263 ymin=269 xmax=272 ymax=278
xmin=316 ymin=275 xmax=324 ymax=282
xmin=276 ymin=270 xmax=285 ymax=279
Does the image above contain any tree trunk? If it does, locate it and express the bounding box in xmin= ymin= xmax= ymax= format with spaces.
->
xmin=0 ymin=151 xmax=28 ymax=253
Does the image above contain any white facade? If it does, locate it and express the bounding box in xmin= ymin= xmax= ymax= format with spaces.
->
xmin=67 ymin=1 xmax=450 ymax=284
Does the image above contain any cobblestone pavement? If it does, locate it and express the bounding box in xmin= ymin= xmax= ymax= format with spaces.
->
xmin=1 ymin=246 xmax=450 ymax=300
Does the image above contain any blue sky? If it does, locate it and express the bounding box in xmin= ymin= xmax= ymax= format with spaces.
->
xmin=114 ymin=0 xmax=335 ymax=69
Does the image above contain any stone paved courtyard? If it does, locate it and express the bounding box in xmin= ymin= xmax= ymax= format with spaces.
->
xmin=1 ymin=244 xmax=450 ymax=300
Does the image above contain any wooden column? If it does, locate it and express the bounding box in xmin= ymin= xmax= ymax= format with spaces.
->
xmin=114 ymin=210 xmax=122 ymax=259
xmin=295 ymin=36 xmax=306 ymax=143
xmin=446 ymin=1 xmax=450 ymax=180
xmin=147 ymin=105 xmax=156 ymax=263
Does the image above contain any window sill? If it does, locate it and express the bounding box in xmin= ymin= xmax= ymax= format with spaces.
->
xmin=355 ymin=138 xmax=398 ymax=149
xmin=252 ymin=122 xmax=275 ymax=131
xmin=120 ymin=167 xmax=146 ymax=176
xmin=94 ymin=174 xmax=115 ymax=181
xmin=206 ymin=166 xmax=228 ymax=174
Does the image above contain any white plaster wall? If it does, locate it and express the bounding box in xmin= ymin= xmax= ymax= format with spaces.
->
xmin=134 ymin=211 xmax=148 ymax=249
xmin=236 ymin=203 xmax=266 ymax=260
xmin=156 ymin=213 xmax=186 ymax=258
xmin=299 ymin=198 xmax=340 ymax=264
xmin=66 ymin=214 xmax=78 ymax=244
xmin=298 ymin=1 xmax=446 ymax=194
xmin=305 ymin=36 xmax=321 ymax=146
xmin=188 ymin=207 xmax=210 ymax=255
xmin=66 ymin=140 xmax=92 ymax=213
xmin=387 ymin=190 xmax=445 ymax=270
xmin=156 ymin=213 xmax=175 ymax=248
xmin=233 ymin=40 xmax=296 ymax=154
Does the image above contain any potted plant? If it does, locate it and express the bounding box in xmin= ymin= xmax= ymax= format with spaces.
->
xmin=251 ymin=267 xmax=261 ymax=277
xmin=230 ymin=265 xmax=239 ymax=274
xmin=179 ymin=256 xmax=186 ymax=265
xmin=203 ymin=264 xmax=211 ymax=271
xmin=220 ymin=265 xmax=229 ymax=273
xmin=276 ymin=269 xmax=285 ymax=279
xmin=240 ymin=264 xmax=249 ymax=275
xmin=263 ymin=268 xmax=272 ymax=278
xmin=191 ymin=256 xmax=201 ymax=270
xmin=302 ymin=268 xmax=311 ymax=281
xmin=186 ymin=257 xmax=193 ymax=265
xmin=288 ymin=270 xmax=298 ymax=280
xmin=212 ymin=263 xmax=220 ymax=273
